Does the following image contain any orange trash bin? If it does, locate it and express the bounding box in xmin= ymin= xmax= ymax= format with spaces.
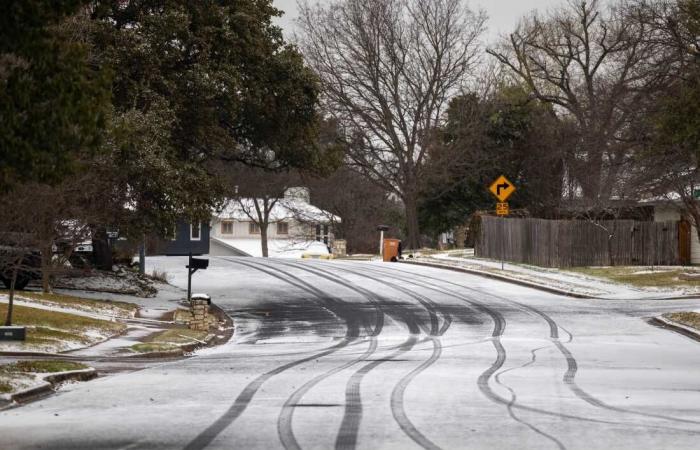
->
xmin=383 ymin=238 xmax=401 ymax=262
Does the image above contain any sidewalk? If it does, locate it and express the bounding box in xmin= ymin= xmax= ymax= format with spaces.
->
xmin=410 ymin=251 xmax=700 ymax=300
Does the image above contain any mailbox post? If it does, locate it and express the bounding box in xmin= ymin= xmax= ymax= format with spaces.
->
xmin=186 ymin=252 xmax=209 ymax=303
xmin=376 ymin=225 xmax=389 ymax=259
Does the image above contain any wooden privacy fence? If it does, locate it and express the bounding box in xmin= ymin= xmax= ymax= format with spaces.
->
xmin=475 ymin=216 xmax=686 ymax=267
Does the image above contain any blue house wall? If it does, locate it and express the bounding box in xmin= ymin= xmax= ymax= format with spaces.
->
xmin=162 ymin=220 xmax=210 ymax=255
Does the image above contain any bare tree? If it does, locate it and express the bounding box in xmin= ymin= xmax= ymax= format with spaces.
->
xmin=0 ymin=232 xmax=41 ymax=326
xmin=216 ymin=165 xmax=300 ymax=257
xmin=297 ymin=0 xmax=486 ymax=248
xmin=305 ymin=166 xmax=402 ymax=254
xmin=487 ymin=0 xmax=669 ymax=207
xmin=0 ymin=181 xmax=93 ymax=295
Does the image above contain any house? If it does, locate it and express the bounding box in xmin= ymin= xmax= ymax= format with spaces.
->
xmin=209 ymin=187 xmax=339 ymax=258
xmin=149 ymin=220 xmax=210 ymax=256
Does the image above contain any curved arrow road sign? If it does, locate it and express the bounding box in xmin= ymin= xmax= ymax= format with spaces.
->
xmin=489 ymin=175 xmax=516 ymax=202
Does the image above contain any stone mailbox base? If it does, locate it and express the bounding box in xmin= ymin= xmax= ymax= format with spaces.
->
xmin=189 ymin=298 xmax=210 ymax=331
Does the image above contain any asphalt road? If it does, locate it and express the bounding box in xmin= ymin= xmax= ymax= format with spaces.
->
xmin=2 ymin=257 xmax=700 ymax=450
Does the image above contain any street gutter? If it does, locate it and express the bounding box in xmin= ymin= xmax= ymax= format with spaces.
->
xmin=1 ymin=368 xmax=97 ymax=409
xmin=648 ymin=316 xmax=700 ymax=343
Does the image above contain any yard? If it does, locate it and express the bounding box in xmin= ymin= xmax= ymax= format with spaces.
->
xmin=0 ymin=303 xmax=126 ymax=353
xmin=568 ymin=267 xmax=700 ymax=288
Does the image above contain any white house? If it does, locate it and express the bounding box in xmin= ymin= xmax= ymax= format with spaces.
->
xmin=209 ymin=187 xmax=339 ymax=258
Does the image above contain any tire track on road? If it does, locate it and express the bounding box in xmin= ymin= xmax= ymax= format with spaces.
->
xmin=277 ymin=338 xmax=379 ymax=450
xmin=390 ymin=337 xmax=444 ymax=450
xmin=335 ymin=336 xmax=419 ymax=450
xmin=494 ymin=347 xmax=567 ymax=450
xmin=365 ymin=263 xmax=700 ymax=430
xmin=184 ymin=258 xmax=375 ymax=450
xmin=287 ymin=261 xmax=452 ymax=336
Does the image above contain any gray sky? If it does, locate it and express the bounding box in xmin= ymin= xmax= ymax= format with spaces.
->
xmin=272 ymin=0 xmax=563 ymax=43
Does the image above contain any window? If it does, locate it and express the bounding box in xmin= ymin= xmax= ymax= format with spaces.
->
xmin=221 ymin=221 xmax=233 ymax=235
xmin=191 ymin=223 xmax=201 ymax=241
xmin=249 ymin=222 xmax=261 ymax=234
xmin=277 ymin=222 xmax=289 ymax=235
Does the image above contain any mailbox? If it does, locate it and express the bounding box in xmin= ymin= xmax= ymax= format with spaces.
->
xmin=188 ymin=257 xmax=209 ymax=270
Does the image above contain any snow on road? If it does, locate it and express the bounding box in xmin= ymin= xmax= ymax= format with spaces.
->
xmin=2 ymin=256 xmax=700 ymax=449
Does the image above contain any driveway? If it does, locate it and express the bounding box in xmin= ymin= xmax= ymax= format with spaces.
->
xmin=2 ymin=256 xmax=700 ymax=449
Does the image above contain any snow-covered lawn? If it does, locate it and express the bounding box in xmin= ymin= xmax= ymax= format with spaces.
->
xmin=0 ymin=290 xmax=137 ymax=319
xmin=0 ymin=302 xmax=126 ymax=353
xmin=426 ymin=251 xmax=700 ymax=298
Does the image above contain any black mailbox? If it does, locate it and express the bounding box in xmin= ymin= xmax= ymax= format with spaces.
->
xmin=188 ymin=257 xmax=209 ymax=270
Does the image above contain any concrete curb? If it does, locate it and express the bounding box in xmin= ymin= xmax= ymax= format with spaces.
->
xmin=649 ymin=316 xmax=700 ymax=342
xmin=401 ymin=259 xmax=596 ymax=299
xmin=1 ymin=368 xmax=97 ymax=407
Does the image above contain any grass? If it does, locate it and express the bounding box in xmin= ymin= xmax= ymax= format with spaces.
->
xmin=130 ymin=343 xmax=179 ymax=353
xmin=147 ymin=329 xmax=209 ymax=344
xmin=0 ymin=360 xmax=91 ymax=396
xmin=664 ymin=311 xmax=700 ymax=331
xmin=0 ymin=303 xmax=126 ymax=351
xmin=568 ymin=267 xmax=700 ymax=288
xmin=0 ymin=380 xmax=12 ymax=393
xmin=130 ymin=328 xmax=209 ymax=353
xmin=1 ymin=360 xmax=88 ymax=373
xmin=0 ymin=290 xmax=138 ymax=316
xmin=150 ymin=269 xmax=169 ymax=283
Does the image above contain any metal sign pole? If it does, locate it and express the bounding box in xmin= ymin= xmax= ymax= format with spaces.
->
xmin=501 ymin=217 xmax=505 ymax=271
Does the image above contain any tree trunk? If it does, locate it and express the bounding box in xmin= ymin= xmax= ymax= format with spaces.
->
xmin=404 ymin=195 xmax=421 ymax=250
xmin=93 ymin=227 xmax=113 ymax=270
xmin=4 ymin=268 xmax=17 ymax=326
xmin=260 ymin=224 xmax=269 ymax=258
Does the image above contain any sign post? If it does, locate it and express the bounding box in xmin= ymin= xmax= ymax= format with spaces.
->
xmin=488 ymin=175 xmax=516 ymax=270
xmin=186 ymin=252 xmax=209 ymax=303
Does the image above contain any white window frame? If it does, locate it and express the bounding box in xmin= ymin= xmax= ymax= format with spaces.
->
xmin=221 ymin=220 xmax=233 ymax=235
xmin=190 ymin=223 xmax=201 ymax=241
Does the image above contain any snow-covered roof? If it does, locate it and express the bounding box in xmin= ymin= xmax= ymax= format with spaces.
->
xmin=214 ymin=198 xmax=340 ymax=223
xmin=212 ymin=237 xmax=330 ymax=258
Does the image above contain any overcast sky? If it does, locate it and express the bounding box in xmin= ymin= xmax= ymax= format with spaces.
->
xmin=272 ymin=0 xmax=563 ymax=43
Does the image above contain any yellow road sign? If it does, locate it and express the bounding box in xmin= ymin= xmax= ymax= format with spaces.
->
xmin=489 ymin=175 xmax=516 ymax=202
xmin=496 ymin=202 xmax=509 ymax=216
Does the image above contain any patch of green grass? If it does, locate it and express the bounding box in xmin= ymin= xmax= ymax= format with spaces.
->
xmin=1 ymin=360 xmax=88 ymax=373
xmin=0 ymin=380 xmax=12 ymax=393
xmin=0 ymin=303 xmax=124 ymax=334
xmin=130 ymin=343 xmax=179 ymax=353
xmin=0 ymin=290 xmax=138 ymax=315
xmin=147 ymin=328 xmax=209 ymax=344
xmin=664 ymin=311 xmax=700 ymax=331
xmin=568 ymin=267 xmax=700 ymax=287
xmin=0 ymin=303 xmax=126 ymax=352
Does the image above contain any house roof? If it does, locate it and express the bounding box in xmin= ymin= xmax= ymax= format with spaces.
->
xmin=214 ymin=198 xmax=340 ymax=223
